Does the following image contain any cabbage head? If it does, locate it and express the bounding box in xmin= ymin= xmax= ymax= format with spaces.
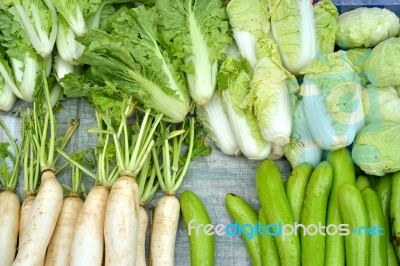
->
xmin=352 ymin=121 xmax=400 ymax=176
xmin=346 ymin=48 xmax=372 ymax=86
xmin=362 ymin=85 xmax=400 ymax=125
xmin=336 ymin=7 xmax=399 ymax=49
xmin=364 ymin=38 xmax=400 ymax=87
xmin=314 ymin=0 xmax=338 ymax=55
xmin=300 ymin=51 xmax=365 ymax=150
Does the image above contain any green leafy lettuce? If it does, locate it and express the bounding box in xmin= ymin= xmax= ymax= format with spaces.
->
xmin=61 ymin=6 xmax=190 ymax=122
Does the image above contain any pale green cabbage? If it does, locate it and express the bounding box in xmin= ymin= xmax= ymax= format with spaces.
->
xmin=336 ymin=7 xmax=400 ymax=49
xmin=300 ymin=51 xmax=365 ymax=150
xmin=346 ymin=48 xmax=372 ymax=86
xmin=252 ymin=38 xmax=298 ymax=146
xmin=226 ymin=0 xmax=271 ymax=68
xmin=314 ymin=0 xmax=338 ymax=55
xmin=362 ymin=85 xmax=400 ymax=125
xmin=352 ymin=121 xmax=400 ymax=176
xmin=217 ymin=56 xmax=271 ymax=160
xmin=284 ymin=99 xmax=322 ymax=168
xmin=268 ymin=0 xmax=317 ymax=74
xmin=364 ymin=38 xmax=400 ymax=87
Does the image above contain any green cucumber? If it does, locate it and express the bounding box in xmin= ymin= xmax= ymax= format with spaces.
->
xmin=256 ymin=160 xmax=300 ymax=266
xmin=391 ymin=172 xmax=400 ymax=261
xmin=180 ymin=190 xmax=214 ymax=266
xmin=285 ymin=162 xmax=313 ymax=223
xmin=325 ymin=148 xmax=356 ymax=266
xmin=361 ymin=187 xmax=387 ymax=265
xmin=301 ymin=161 xmax=332 ymax=266
xmin=258 ymin=208 xmax=280 ymax=266
xmin=356 ymin=175 xmax=371 ymax=190
xmin=225 ymin=193 xmax=261 ymax=266
xmin=376 ymin=174 xmax=399 ymax=266
xmin=339 ymin=184 xmax=369 ymax=266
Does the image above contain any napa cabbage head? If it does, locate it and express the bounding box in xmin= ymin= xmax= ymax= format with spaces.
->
xmin=196 ymin=92 xmax=240 ymax=156
xmin=364 ymin=38 xmax=400 ymax=87
xmin=268 ymin=0 xmax=317 ymax=74
xmin=156 ymin=0 xmax=232 ymax=105
xmin=284 ymin=99 xmax=322 ymax=168
xmin=362 ymin=85 xmax=400 ymax=125
xmin=314 ymin=0 xmax=338 ymax=54
xmin=226 ymin=0 xmax=271 ymax=68
xmin=336 ymin=7 xmax=400 ymax=49
xmin=217 ymin=56 xmax=271 ymax=160
xmin=251 ymin=38 xmax=298 ymax=146
xmin=352 ymin=121 xmax=400 ymax=176
xmin=346 ymin=48 xmax=372 ymax=86
xmin=300 ymin=51 xmax=365 ymax=150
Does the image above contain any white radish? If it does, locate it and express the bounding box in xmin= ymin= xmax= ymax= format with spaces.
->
xmin=18 ymin=194 xmax=35 ymax=245
xmin=150 ymin=194 xmax=180 ymax=265
xmin=45 ymin=193 xmax=83 ymax=266
xmin=104 ymin=175 xmax=139 ymax=266
xmin=136 ymin=205 xmax=148 ymax=266
xmin=0 ymin=190 xmax=20 ymax=266
xmin=70 ymin=184 xmax=109 ymax=266
xmin=12 ymin=169 xmax=63 ymax=266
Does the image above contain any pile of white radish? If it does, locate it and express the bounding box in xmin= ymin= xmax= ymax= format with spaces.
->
xmin=0 ymin=87 xmax=209 ymax=266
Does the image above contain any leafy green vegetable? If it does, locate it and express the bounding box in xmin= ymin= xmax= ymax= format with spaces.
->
xmin=362 ymin=85 xmax=400 ymax=125
xmin=314 ymin=0 xmax=338 ymax=54
xmin=284 ymin=99 xmax=322 ymax=168
xmin=300 ymin=51 xmax=365 ymax=150
xmin=56 ymin=15 xmax=85 ymax=63
xmin=62 ymin=6 xmax=191 ymax=122
xmin=346 ymin=48 xmax=372 ymax=86
xmin=268 ymin=0 xmax=317 ymax=74
xmin=226 ymin=0 xmax=271 ymax=68
xmin=217 ymin=56 xmax=271 ymax=160
xmin=252 ymin=38 xmax=298 ymax=146
xmin=336 ymin=7 xmax=400 ymax=49
xmin=352 ymin=121 xmax=400 ymax=176
xmin=156 ymin=0 xmax=231 ymax=105
xmin=2 ymin=0 xmax=58 ymax=57
xmin=52 ymin=0 xmax=87 ymax=36
xmin=364 ymin=38 xmax=400 ymax=87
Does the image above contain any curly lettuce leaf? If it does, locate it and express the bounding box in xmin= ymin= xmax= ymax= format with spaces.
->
xmin=156 ymin=0 xmax=231 ymax=105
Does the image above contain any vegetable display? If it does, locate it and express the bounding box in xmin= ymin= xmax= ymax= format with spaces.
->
xmin=0 ymin=0 xmax=400 ymax=265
